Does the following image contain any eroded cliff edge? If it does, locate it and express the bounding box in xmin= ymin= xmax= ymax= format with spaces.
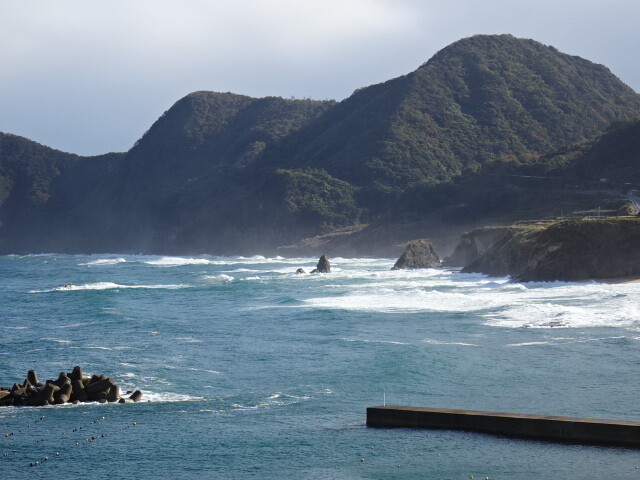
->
xmin=450 ymin=218 xmax=640 ymax=282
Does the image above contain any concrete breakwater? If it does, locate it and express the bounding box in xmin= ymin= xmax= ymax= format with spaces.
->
xmin=0 ymin=366 xmax=142 ymax=406
xmin=367 ymin=406 xmax=640 ymax=447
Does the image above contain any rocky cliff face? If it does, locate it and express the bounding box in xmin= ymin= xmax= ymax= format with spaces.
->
xmin=444 ymin=226 xmax=510 ymax=267
xmin=462 ymin=218 xmax=640 ymax=281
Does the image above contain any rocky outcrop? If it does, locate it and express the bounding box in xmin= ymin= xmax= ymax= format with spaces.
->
xmin=391 ymin=240 xmax=441 ymax=270
xmin=311 ymin=255 xmax=331 ymax=273
xmin=462 ymin=218 xmax=640 ymax=281
xmin=0 ymin=366 xmax=142 ymax=406
xmin=444 ymin=226 xmax=510 ymax=267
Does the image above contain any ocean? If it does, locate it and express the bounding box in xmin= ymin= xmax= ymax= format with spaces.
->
xmin=1 ymin=254 xmax=640 ymax=478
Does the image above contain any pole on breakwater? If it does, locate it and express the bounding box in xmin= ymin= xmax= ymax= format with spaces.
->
xmin=367 ymin=406 xmax=640 ymax=448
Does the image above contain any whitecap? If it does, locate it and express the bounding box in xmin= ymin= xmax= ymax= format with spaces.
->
xmin=485 ymin=299 xmax=640 ymax=329
xmin=79 ymin=258 xmax=127 ymax=266
xmin=145 ymin=256 xmax=213 ymax=267
xmin=341 ymin=337 xmax=410 ymax=345
xmin=139 ymin=391 xmax=204 ymax=403
xmin=422 ymin=338 xmax=479 ymax=347
xmin=69 ymin=345 xmax=132 ymax=350
xmin=201 ymin=274 xmax=234 ymax=283
xmin=31 ymin=282 xmax=188 ymax=293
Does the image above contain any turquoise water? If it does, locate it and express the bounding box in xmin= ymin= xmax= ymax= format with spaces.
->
xmin=2 ymin=254 xmax=640 ymax=478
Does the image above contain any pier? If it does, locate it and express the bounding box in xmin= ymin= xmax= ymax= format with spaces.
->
xmin=367 ymin=406 xmax=640 ymax=447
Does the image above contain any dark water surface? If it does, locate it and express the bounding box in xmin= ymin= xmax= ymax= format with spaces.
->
xmin=2 ymin=254 xmax=640 ymax=478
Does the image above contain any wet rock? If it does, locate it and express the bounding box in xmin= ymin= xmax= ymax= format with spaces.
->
xmin=310 ymin=255 xmax=331 ymax=273
xmin=129 ymin=390 xmax=143 ymax=402
xmin=296 ymin=268 xmax=306 ymax=274
xmin=106 ymin=385 xmax=121 ymax=402
xmin=391 ymin=240 xmax=441 ymax=270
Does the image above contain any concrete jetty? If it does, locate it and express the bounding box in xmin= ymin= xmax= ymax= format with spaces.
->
xmin=367 ymin=406 xmax=640 ymax=447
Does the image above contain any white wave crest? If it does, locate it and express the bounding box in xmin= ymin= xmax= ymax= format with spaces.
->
xmin=135 ymin=391 xmax=204 ymax=403
xmin=232 ymin=392 xmax=310 ymax=411
xmin=174 ymin=337 xmax=202 ymax=343
xmin=422 ymin=338 xmax=479 ymax=347
xmin=341 ymin=337 xmax=410 ymax=345
xmin=31 ymin=282 xmax=188 ymax=293
xmin=80 ymin=258 xmax=127 ymax=266
xmin=201 ymin=274 xmax=234 ymax=283
xmin=485 ymin=295 xmax=640 ymax=329
xmin=145 ymin=257 xmax=213 ymax=267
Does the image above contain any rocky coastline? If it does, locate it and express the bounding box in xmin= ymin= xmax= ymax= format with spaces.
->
xmin=448 ymin=218 xmax=640 ymax=282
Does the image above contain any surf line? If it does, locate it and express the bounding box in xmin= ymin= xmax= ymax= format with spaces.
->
xmin=367 ymin=406 xmax=640 ymax=448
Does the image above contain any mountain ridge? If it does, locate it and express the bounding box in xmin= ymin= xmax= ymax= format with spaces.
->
xmin=1 ymin=34 xmax=640 ymax=255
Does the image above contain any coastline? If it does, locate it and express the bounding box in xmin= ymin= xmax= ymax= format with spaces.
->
xmin=601 ymin=275 xmax=640 ymax=284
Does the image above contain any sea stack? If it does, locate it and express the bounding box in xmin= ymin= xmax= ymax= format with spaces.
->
xmin=392 ymin=240 xmax=441 ymax=270
xmin=311 ymin=255 xmax=331 ymax=273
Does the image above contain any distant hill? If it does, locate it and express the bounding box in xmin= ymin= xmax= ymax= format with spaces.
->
xmin=1 ymin=34 xmax=640 ymax=255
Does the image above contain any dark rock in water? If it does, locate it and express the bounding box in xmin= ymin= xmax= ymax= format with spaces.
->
xmin=129 ymin=390 xmax=143 ymax=402
xmin=0 ymin=366 xmax=140 ymax=407
xmin=106 ymin=385 xmax=121 ymax=402
xmin=311 ymin=255 xmax=331 ymax=273
xmin=391 ymin=240 xmax=441 ymax=270
xmin=296 ymin=268 xmax=306 ymax=274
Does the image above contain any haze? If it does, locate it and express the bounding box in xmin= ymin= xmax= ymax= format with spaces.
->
xmin=1 ymin=0 xmax=639 ymax=156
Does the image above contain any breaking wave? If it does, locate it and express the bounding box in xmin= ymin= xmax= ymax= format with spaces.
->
xmin=31 ymin=282 xmax=188 ymax=293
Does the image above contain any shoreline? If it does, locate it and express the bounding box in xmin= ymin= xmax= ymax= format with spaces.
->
xmin=601 ymin=275 xmax=640 ymax=284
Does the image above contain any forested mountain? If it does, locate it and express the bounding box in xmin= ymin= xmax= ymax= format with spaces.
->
xmin=1 ymin=34 xmax=640 ymax=255
xmin=261 ymin=34 xmax=640 ymax=189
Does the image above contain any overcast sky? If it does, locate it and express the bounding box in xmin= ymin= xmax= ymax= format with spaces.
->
xmin=1 ymin=0 xmax=639 ymax=156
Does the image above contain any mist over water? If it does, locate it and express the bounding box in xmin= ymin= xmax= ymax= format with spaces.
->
xmin=2 ymin=254 xmax=640 ymax=478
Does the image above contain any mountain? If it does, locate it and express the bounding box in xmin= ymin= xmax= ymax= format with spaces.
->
xmin=261 ymin=34 xmax=640 ymax=190
xmin=1 ymin=34 xmax=640 ymax=255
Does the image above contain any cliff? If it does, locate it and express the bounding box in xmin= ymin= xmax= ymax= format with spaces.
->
xmin=461 ymin=218 xmax=640 ymax=281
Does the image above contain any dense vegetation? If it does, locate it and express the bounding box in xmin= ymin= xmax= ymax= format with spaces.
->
xmin=1 ymin=34 xmax=639 ymax=255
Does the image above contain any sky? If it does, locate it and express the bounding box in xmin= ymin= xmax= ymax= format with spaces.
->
xmin=1 ymin=0 xmax=639 ymax=156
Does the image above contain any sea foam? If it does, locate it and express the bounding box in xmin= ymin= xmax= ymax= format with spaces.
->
xmin=80 ymin=257 xmax=127 ymax=266
xmin=31 ymin=282 xmax=188 ymax=293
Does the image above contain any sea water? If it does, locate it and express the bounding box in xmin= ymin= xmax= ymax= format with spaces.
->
xmin=1 ymin=254 xmax=640 ymax=478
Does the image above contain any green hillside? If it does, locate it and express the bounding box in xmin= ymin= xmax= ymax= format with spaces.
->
xmin=1 ymin=34 xmax=640 ymax=255
xmin=261 ymin=34 xmax=640 ymax=190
